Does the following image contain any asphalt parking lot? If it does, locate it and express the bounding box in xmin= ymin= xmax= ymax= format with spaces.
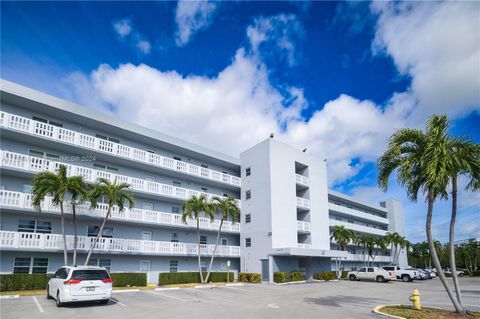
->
xmin=1 ymin=278 xmax=479 ymax=319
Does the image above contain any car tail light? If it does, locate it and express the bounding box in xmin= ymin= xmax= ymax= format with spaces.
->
xmin=389 ymin=271 xmax=394 ymax=276
xmin=64 ymin=279 xmax=81 ymax=284
xmin=102 ymin=278 xmax=112 ymax=283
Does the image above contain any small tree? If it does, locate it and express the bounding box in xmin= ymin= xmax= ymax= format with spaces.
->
xmin=182 ymin=195 xmax=213 ymax=283
xmin=85 ymin=178 xmax=134 ymax=265
xmin=65 ymin=175 xmax=88 ymax=266
xmin=330 ymin=226 xmax=356 ymax=277
xmin=204 ymin=196 xmax=240 ymax=283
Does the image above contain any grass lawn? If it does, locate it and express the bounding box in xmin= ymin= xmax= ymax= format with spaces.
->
xmin=379 ymin=305 xmax=480 ymax=319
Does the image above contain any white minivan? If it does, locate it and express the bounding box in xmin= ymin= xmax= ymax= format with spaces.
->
xmin=47 ymin=266 xmax=112 ymax=307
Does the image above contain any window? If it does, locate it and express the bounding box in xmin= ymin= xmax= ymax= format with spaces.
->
xmin=171 ymin=206 xmax=180 ymax=214
xmin=53 ymin=268 xmax=69 ymax=279
xmin=221 ymin=238 xmax=228 ymax=246
xmin=18 ymin=220 xmax=52 ymax=233
xmin=169 ymin=260 xmax=178 ymax=273
xmin=201 ymin=164 xmax=208 ymax=168
xmin=245 ymin=190 xmax=251 ymax=200
xmin=145 ymin=175 xmax=155 ymax=182
xmin=173 ymin=156 xmax=182 ymax=161
xmin=33 ymin=116 xmax=63 ymax=127
xmin=359 ymin=268 xmax=366 ymax=272
xmin=143 ymin=202 xmax=154 ymax=211
xmin=87 ymin=225 xmax=113 ymax=238
xmin=96 ymin=134 xmax=119 ymax=144
xmin=200 ymin=236 xmax=207 ymax=245
xmin=201 ymin=261 xmax=207 ymax=272
xmin=367 ymin=268 xmax=374 ymax=272
xmin=347 ymin=219 xmax=354 ymax=224
xmin=72 ymin=269 xmax=110 ymax=281
xmin=93 ymin=163 xmax=118 ymax=172
xmin=171 ymin=232 xmax=179 ymax=243
xmin=245 ymin=238 xmax=251 ymax=247
xmin=221 ymin=262 xmax=228 ymax=270
xmin=245 ymin=214 xmax=251 ymax=223
xmin=146 ymin=149 xmax=155 ymax=154
xmin=13 ymin=257 xmax=48 ymax=274
xmin=87 ymin=258 xmax=112 ymax=271
xmin=299 ymin=258 xmax=306 ymax=270
xmin=245 ymin=167 xmax=251 ymax=176
xmin=173 ymin=181 xmax=182 ymax=186
xmin=200 ymin=187 xmax=208 ymax=192
xmin=29 ymin=150 xmax=59 ymax=160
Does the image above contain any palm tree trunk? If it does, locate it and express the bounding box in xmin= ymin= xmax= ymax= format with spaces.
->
xmin=85 ymin=206 xmax=111 ymax=265
xmin=426 ymin=192 xmax=464 ymax=314
xmin=59 ymin=202 xmax=68 ymax=266
xmin=197 ymin=218 xmax=205 ymax=283
xmin=449 ymin=176 xmax=465 ymax=309
xmin=205 ymin=219 xmax=223 ymax=283
xmin=72 ymin=202 xmax=78 ymax=266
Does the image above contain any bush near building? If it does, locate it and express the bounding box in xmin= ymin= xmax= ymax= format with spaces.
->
xmin=0 ymin=274 xmax=51 ymax=291
xmin=111 ymin=273 xmax=147 ymax=287
xmin=273 ymin=271 xmax=305 ymax=283
xmin=313 ymin=272 xmax=337 ymax=281
xmin=158 ymin=272 xmax=234 ymax=285
xmin=238 ymin=272 xmax=261 ymax=283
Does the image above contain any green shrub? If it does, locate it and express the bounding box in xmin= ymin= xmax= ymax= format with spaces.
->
xmin=445 ymin=272 xmax=452 ymax=277
xmin=158 ymin=272 xmax=234 ymax=285
xmin=313 ymin=272 xmax=337 ymax=281
xmin=471 ymin=270 xmax=480 ymax=277
xmin=0 ymin=274 xmax=51 ymax=291
xmin=273 ymin=272 xmax=288 ymax=283
xmin=341 ymin=271 xmax=348 ymax=279
xmin=289 ymin=271 xmax=304 ymax=282
xmin=238 ymin=272 xmax=261 ymax=283
xmin=111 ymin=273 xmax=147 ymax=287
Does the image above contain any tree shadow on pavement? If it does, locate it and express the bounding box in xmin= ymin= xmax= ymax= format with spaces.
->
xmin=304 ymin=295 xmax=386 ymax=307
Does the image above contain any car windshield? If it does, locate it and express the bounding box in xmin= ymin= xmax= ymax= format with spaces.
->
xmin=71 ymin=269 xmax=110 ymax=281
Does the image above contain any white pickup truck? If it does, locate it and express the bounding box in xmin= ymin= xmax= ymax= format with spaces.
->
xmin=382 ymin=266 xmax=418 ymax=282
xmin=347 ymin=267 xmax=396 ymax=283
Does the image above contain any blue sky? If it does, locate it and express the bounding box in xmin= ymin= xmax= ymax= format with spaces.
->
xmin=1 ymin=1 xmax=479 ymax=243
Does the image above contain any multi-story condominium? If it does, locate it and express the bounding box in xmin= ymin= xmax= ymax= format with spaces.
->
xmin=0 ymin=80 xmax=407 ymax=283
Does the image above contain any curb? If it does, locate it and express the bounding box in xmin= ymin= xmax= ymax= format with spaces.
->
xmin=194 ymin=285 xmax=214 ymax=289
xmin=225 ymin=283 xmax=244 ymax=286
xmin=274 ymin=280 xmax=307 ymax=286
xmin=155 ymin=287 xmax=180 ymax=291
xmin=0 ymin=295 xmax=19 ymax=299
xmin=112 ymin=289 xmax=140 ymax=293
xmin=372 ymin=305 xmax=406 ymax=319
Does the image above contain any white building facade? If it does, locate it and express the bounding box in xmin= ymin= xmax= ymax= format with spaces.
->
xmin=0 ymin=80 xmax=407 ymax=283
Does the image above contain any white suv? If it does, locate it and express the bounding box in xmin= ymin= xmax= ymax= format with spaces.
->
xmin=47 ymin=266 xmax=112 ymax=307
xmin=348 ymin=267 xmax=395 ymax=282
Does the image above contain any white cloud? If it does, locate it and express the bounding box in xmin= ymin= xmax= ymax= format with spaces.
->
xmin=136 ymin=40 xmax=151 ymax=54
xmin=175 ymin=0 xmax=218 ymax=46
xmin=113 ymin=19 xmax=132 ymax=38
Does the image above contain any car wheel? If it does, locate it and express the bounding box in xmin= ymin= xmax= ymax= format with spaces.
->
xmin=349 ymin=275 xmax=357 ymax=281
xmin=56 ymin=291 xmax=63 ymax=308
xmin=458 ymin=273 xmax=464 ymax=277
xmin=99 ymin=299 xmax=109 ymax=305
xmin=376 ymin=276 xmax=385 ymax=283
xmin=46 ymin=286 xmax=52 ymax=299
xmin=402 ymin=275 xmax=411 ymax=282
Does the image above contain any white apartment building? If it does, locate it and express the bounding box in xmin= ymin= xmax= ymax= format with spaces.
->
xmin=0 ymin=79 xmax=407 ymax=283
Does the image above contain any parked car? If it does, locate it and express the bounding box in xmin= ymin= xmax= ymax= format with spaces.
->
xmin=423 ymin=269 xmax=436 ymax=279
xmin=444 ymin=269 xmax=465 ymax=277
xmin=348 ymin=267 xmax=395 ymax=283
xmin=381 ymin=266 xmax=418 ymax=282
xmin=413 ymin=269 xmax=430 ymax=280
xmin=47 ymin=266 xmax=112 ymax=307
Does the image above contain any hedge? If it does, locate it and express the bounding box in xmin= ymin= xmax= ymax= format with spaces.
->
xmin=0 ymin=274 xmax=51 ymax=291
xmin=158 ymin=272 xmax=234 ymax=285
xmin=289 ymin=271 xmax=304 ymax=282
xmin=111 ymin=273 xmax=147 ymax=287
xmin=238 ymin=272 xmax=261 ymax=283
xmin=273 ymin=271 xmax=305 ymax=283
xmin=313 ymin=272 xmax=337 ymax=281
xmin=472 ymin=270 xmax=480 ymax=277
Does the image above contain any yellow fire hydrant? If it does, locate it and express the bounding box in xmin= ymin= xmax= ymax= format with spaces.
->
xmin=409 ymin=288 xmax=421 ymax=310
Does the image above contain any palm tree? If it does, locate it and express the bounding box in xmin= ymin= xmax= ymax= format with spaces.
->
xmin=32 ymin=165 xmax=70 ymax=265
xmin=374 ymin=237 xmax=388 ymax=266
xmin=182 ymin=195 xmax=213 ymax=283
xmin=204 ymin=196 xmax=240 ymax=283
xmin=377 ymin=114 xmax=464 ymax=313
xmin=65 ymin=175 xmax=88 ymax=266
xmin=384 ymin=232 xmax=403 ymax=265
xmin=85 ymin=178 xmax=134 ymax=265
xmin=355 ymin=234 xmax=373 ymax=267
xmin=330 ymin=226 xmax=356 ymax=276
xmin=445 ymin=139 xmax=479 ymax=309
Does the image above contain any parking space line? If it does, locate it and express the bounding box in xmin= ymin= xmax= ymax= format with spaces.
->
xmin=32 ymin=296 xmax=44 ymax=313
xmin=110 ymin=297 xmax=127 ymax=307
xmin=150 ymin=291 xmax=188 ymax=302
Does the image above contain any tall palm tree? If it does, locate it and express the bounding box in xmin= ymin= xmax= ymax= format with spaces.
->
xmin=204 ymin=196 xmax=240 ymax=283
xmin=377 ymin=114 xmax=464 ymax=313
xmin=330 ymin=225 xmax=356 ymax=276
xmin=374 ymin=237 xmax=388 ymax=265
xmin=32 ymin=165 xmax=70 ymax=265
xmin=182 ymin=195 xmax=213 ymax=283
xmin=355 ymin=234 xmax=372 ymax=267
xmin=65 ymin=175 xmax=88 ymax=266
xmin=384 ymin=232 xmax=403 ymax=265
xmin=85 ymin=178 xmax=134 ymax=265
xmin=445 ymin=139 xmax=479 ymax=308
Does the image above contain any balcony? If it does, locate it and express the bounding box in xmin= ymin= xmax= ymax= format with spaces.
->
xmin=344 ymin=253 xmax=391 ymax=263
xmin=296 ymin=197 xmax=310 ymax=210
xmin=295 ymin=174 xmax=309 ymax=187
xmin=297 ymin=243 xmax=312 ymax=249
xmin=329 ymin=219 xmax=387 ymax=236
xmin=0 ymin=231 xmax=241 ymax=257
xmin=328 ymin=203 xmax=389 ymax=225
xmin=297 ymin=220 xmax=311 ymax=233
xmin=0 ymin=151 xmax=240 ymax=207
xmin=0 ymin=111 xmax=240 ymax=188
xmin=0 ymin=190 xmax=240 ymax=233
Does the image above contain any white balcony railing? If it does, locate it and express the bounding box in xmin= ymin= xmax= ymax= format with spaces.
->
xmin=0 ymin=151 xmax=240 ymax=207
xmin=297 ymin=220 xmax=311 ymax=232
xmin=344 ymin=253 xmax=391 ymax=263
xmin=296 ymin=197 xmax=310 ymax=210
xmin=295 ymin=174 xmax=309 ymax=187
xmin=297 ymin=243 xmax=311 ymax=249
xmin=328 ymin=203 xmax=389 ymax=225
xmin=0 ymin=111 xmax=240 ymax=188
xmin=329 ymin=219 xmax=387 ymax=236
xmin=0 ymin=231 xmax=241 ymax=257
xmin=0 ymin=190 xmax=240 ymax=233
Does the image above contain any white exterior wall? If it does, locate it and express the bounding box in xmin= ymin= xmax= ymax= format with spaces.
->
xmin=382 ymin=199 xmax=409 ymax=268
